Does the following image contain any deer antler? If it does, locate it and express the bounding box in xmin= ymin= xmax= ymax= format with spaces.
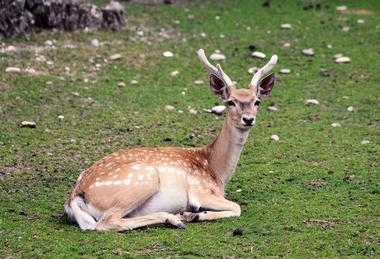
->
xmin=197 ymin=49 xmax=234 ymax=87
xmin=250 ymin=55 xmax=278 ymax=88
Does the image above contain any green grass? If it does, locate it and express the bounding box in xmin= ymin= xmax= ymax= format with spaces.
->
xmin=1 ymin=0 xmax=379 ymax=257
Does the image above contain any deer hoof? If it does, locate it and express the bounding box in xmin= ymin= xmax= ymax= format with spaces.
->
xmin=189 ymin=213 xmax=200 ymax=222
xmin=176 ymin=222 xmax=187 ymax=229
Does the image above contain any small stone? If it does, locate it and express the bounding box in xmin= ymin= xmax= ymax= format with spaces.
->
xmin=331 ymin=122 xmax=341 ymax=128
xmin=46 ymin=61 xmax=54 ymax=66
xmin=193 ymin=80 xmax=204 ymax=85
xmin=211 ymin=105 xmax=226 ymax=115
xmin=283 ymin=42 xmax=291 ymax=48
xmin=165 ymin=105 xmax=175 ymax=111
xmin=341 ymin=26 xmax=350 ymax=32
xmin=270 ymin=135 xmax=280 ymax=141
xmin=336 ymin=5 xmax=347 ymax=11
xmin=109 ymin=54 xmax=122 ymax=60
xmin=131 ymin=80 xmax=138 ymax=85
xmin=302 ymin=48 xmax=315 ymax=56
xmin=357 ymin=19 xmax=365 ymax=24
xmin=90 ymin=39 xmax=99 ymax=47
xmin=170 ymin=70 xmax=179 ymax=76
xmin=280 ymin=23 xmax=292 ymax=29
xmin=117 ymin=82 xmax=126 ymax=87
xmin=35 ymin=55 xmax=46 ymax=62
xmin=5 ymin=67 xmax=21 ymax=73
xmin=45 ymin=40 xmax=53 ymax=46
xmin=251 ymin=51 xmax=266 ymax=59
xmin=361 ymin=140 xmax=370 ymax=145
xmin=333 ymin=54 xmax=343 ymax=59
xmin=210 ymin=53 xmax=225 ymax=61
xmin=335 ymin=57 xmax=351 ymax=63
xmin=305 ymin=99 xmax=320 ymax=105
xmin=268 ymin=106 xmax=278 ymax=111
xmin=279 ymin=68 xmax=291 ymax=74
xmin=189 ymin=108 xmax=197 ymax=115
xmin=347 ymin=106 xmax=355 ymax=112
xmin=163 ymin=51 xmax=174 ymax=57
xmin=57 ymin=115 xmax=65 ymax=121
xmin=248 ymin=67 xmax=258 ymax=74
xmin=21 ymin=121 xmax=36 ymax=128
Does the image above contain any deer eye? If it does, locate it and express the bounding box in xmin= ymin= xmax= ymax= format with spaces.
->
xmin=254 ymin=100 xmax=261 ymax=106
xmin=227 ymin=101 xmax=236 ymax=107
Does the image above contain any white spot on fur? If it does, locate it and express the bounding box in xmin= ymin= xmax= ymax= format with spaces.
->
xmin=115 ymin=168 xmax=121 ymax=172
xmin=128 ymin=173 xmax=133 ymax=178
xmin=138 ymin=175 xmax=144 ymax=180
xmin=123 ymin=179 xmax=131 ymax=185
xmin=114 ymin=180 xmax=122 ymax=185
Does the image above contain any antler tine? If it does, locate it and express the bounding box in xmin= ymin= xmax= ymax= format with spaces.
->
xmin=250 ymin=55 xmax=278 ymax=87
xmin=197 ymin=49 xmax=234 ymax=87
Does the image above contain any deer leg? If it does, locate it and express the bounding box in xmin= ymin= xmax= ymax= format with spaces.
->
xmin=95 ymin=209 xmax=186 ymax=231
xmin=180 ymin=195 xmax=241 ymax=222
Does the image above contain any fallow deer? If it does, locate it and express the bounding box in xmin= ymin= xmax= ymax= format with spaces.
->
xmin=64 ymin=49 xmax=278 ymax=231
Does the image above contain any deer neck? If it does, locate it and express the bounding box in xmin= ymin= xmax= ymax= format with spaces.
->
xmin=206 ymin=115 xmax=250 ymax=186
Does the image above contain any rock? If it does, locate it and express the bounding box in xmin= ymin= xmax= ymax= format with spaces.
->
xmin=5 ymin=67 xmax=21 ymax=73
xmin=109 ymin=54 xmax=122 ymax=60
xmin=251 ymin=51 xmax=266 ymax=59
xmin=189 ymin=108 xmax=197 ymax=115
xmin=268 ymin=106 xmax=278 ymax=111
xmin=336 ymin=5 xmax=347 ymax=11
xmin=193 ymin=80 xmax=204 ymax=85
xmin=21 ymin=121 xmax=36 ymax=128
xmin=361 ymin=140 xmax=370 ymax=145
xmin=270 ymin=135 xmax=280 ymax=141
xmin=0 ymin=0 xmax=125 ymax=39
xmin=302 ymin=48 xmax=315 ymax=56
xmin=117 ymin=82 xmax=126 ymax=87
xmin=163 ymin=51 xmax=174 ymax=57
xmin=331 ymin=122 xmax=341 ymax=128
xmin=170 ymin=70 xmax=179 ymax=76
xmin=335 ymin=57 xmax=351 ymax=63
xmin=305 ymin=99 xmax=320 ymax=105
xmin=57 ymin=115 xmax=65 ymax=121
xmin=279 ymin=68 xmax=291 ymax=74
xmin=165 ymin=105 xmax=175 ymax=111
xmin=45 ymin=40 xmax=53 ymax=46
xmin=248 ymin=67 xmax=258 ymax=74
xmin=347 ymin=106 xmax=355 ymax=112
xmin=210 ymin=53 xmax=225 ymax=61
xmin=211 ymin=105 xmax=226 ymax=115
xmin=280 ymin=23 xmax=292 ymax=29
xmin=91 ymin=39 xmax=100 ymax=47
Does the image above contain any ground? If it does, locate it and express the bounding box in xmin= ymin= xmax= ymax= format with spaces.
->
xmin=0 ymin=0 xmax=379 ymax=257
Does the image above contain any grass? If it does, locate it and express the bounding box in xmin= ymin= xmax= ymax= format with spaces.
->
xmin=0 ymin=0 xmax=379 ymax=257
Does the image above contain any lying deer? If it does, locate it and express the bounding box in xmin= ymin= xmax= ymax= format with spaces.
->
xmin=64 ymin=49 xmax=278 ymax=231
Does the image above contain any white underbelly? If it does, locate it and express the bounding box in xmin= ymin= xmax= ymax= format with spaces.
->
xmin=131 ymin=187 xmax=188 ymax=216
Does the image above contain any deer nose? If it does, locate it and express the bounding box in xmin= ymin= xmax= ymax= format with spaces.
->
xmin=242 ymin=116 xmax=255 ymax=126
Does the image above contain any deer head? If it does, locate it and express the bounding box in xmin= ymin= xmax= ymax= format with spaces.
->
xmin=198 ymin=49 xmax=278 ymax=130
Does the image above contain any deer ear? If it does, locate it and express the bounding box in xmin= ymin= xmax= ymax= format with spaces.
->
xmin=210 ymin=74 xmax=230 ymax=100
xmin=258 ymin=73 xmax=275 ymax=99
